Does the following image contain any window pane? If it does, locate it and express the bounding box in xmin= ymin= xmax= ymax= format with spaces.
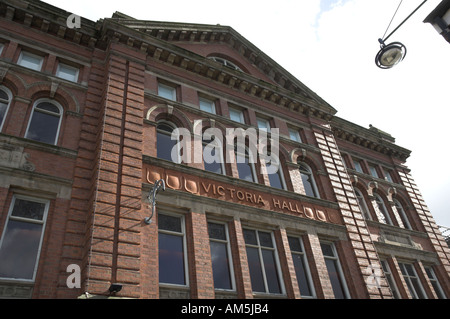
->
xmin=157 ymin=131 xmax=177 ymax=162
xmin=0 ymin=220 xmax=43 ymax=280
xmin=210 ymin=241 xmax=232 ymax=290
xmin=288 ymin=237 xmax=303 ymax=252
xmin=301 ymin=172 xmax=316 ymax=197
xmin=159 ymin=214 xmax=182 ymax=233
xmin=261 ymin=249 xmax=281 ymax=294
xmin=325 ymin=258 xmax=346 ymax=299
xmin=292 ymin=253 xmax=312 ymax=296
xmin=12 ymin=199 xmax=46 ymax=221
xmin=203 ymin=143 xmax=223 ymax=174
xmin=229 ymin=108 xmax=244 ymax=123
xmin=36 ymin=102 xmax=60 ymax=114
xmin=246 ymin=247 xmax=265 ymax=293
xmin=236 ymin=156 xmax=255 ymax=182
xmin=411 ymin=278 xmax=426 ymax=299
xmin=321 ymin=243 xmax=334 ymax=257
xmin=257 ymin=118 xmax=269 ymax=132
xmin=19 ymin=52 xmax=43 ymax=71
xmin=159 ymin=233 xmax=185 ymax=285
xmin=243 ymin=229 xmax=258 ymax=246
xmin=199 ymin=98 xmax=215 ymax=114
xmin=0 ymin=102 xmax=7 ymax=127
xmin=258 ymin=231 xmax=273 ymax=248
xmin=57 ymin=63 xmax=78 ymax=82
xmin=208 ymin=223 xmax=226 ymax=241
xmin=158 ymin=84 xmax=176 ymax=101
xmin=268 ymin=170 xmax=283 ymax=190
xmin=289 ymin=129 xmax=302 ymax=142
xmin=26 ymin=110 xmax=60 ymax=144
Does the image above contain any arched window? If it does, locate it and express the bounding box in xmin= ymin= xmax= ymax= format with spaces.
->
xmin=266 ymin=154 xmax=287 ymax=190
xmin=354 ymin=188 xmax=371 ymax=220
xmin=25 ymin=99 xmax=63 ymax=145
xmin=0 ymin=86 xmax=12 ymax=132
xmin=374 ymin=194 xmax=393 ymax=225
xmin=208 ymin=56 xmax=243 ymax=72
xmin=394 ymin=199 xmax=412 ymax=230
xmin=202 ymin=135 xmax=225 ymax=175
xmin=235 ymin=145 xmax=257 ymax=183
xmin=156 ymin=121 xmax=178 ymax=163
xmin=299 ymin=162 xmax=319 ymax=198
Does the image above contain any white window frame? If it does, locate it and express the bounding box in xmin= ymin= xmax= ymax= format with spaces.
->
xmin=424 ymin=266 xmax=447 ymax=299
xmin=207 ymin=220 xmax=236 ymax=291
xmin=256 ymin=117 xmax=270 ymax=132
xmin=156 ymin=121 xmax=180 ymax=164
xmin=199 ymin=97 xmax=216 ymax=114
xmin=158 ymin=212 xmax=189 ymax=287
xmin=0 ymin=85 xmax=12 ymax=132
xmin=266 ymin=154 xmax=287 ymax=190
xmin=288 ymin=128 xmax=302 ymax=143
xmin=17 ymin=51 xmax=44 ymax=71
xmin=158 ymin=82 xmax=176 ymax=101
xmin=288 ymin=235 xmax=316 ymax=298
xmin=25 ymin=98 xmax=63 ymax=145
xmin=56 ymin=62 xmax=79 ymax=82
xmin=394 ymin=199 xmax=412 ymax=230
xmin=353 ymin=159 xmax=363 ymax=173
xmin=202 ymin=135 xmax=225 ymax=175
xmin=299 ymin=162 xmax=320 ymax=198
xmin=398 ymin=262 xmax=427 ymax=299
xmin=243 ymin=228 xmax=285 ymax=295
xmin=369 ymin=164 xmax=380 ymax=178
xmin=235 ymin=146 xmax=258 ymax=183
xmin=320 ymin=241 xmax=350 ymax=299
xmin=0 ymin=194 xmax=50 ymax=282
xmin=374 ymin=194 xmax=393 ymax=225
xmin=380 ymin=259 xmax=401 ymax=299
xmin=229 ymin=107 xmax=245 ymax=124
xmin=354 ymin=188 xmax=371 ymax=220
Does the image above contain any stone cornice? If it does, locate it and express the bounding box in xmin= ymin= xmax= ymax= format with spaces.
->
xmin=330 ymin=116 xmax=411 ymax=161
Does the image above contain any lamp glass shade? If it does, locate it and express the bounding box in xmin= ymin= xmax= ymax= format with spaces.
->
xmin=379 ymin=47 xmax=404 ymax=67
xmin=375 ymin=42 xmax=407 ymax=69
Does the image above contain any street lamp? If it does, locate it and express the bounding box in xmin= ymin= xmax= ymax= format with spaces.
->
xmin=144 ymin=179 xmax=165 ymax=225
xmin=375 ymin=40 xmax=407 ymax=69
xmin=375 ymin=0 xmax=428 ymax=69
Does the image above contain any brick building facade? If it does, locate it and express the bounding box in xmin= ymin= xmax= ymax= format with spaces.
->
xmin=0 ymin=0 xmax=448 ymax=299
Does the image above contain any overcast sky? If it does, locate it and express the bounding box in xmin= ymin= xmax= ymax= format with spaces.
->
xmin=42 ymin=0 xmax=450 ymax=229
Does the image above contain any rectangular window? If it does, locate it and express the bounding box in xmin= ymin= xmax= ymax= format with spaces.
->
xmin=0 ymin=195 xmax=49 ymax=281
xmin=320 ymin=242 xmax=350 ymax=299
xmin=243 ymin=228 xmax=283 ymax=295
xmin=208 ymin=222 xmax=234 ymax=290
xmin=353 ymin=160 xmax=363 ymax=173
xmin=56 ymin=63 xmax=79 ymax=82
xmin=288 ymin=236 xmax=315 ymax=298
xmin=398 ymin=262 xmax=427 ymax=299
xmin=267 ymin=162 xmax=286 ymax=190
xmin=199 ymin=97 xmax=216 ymax=114
xmin=158 ymin=83 xmax=176 ymax=101
xmin=158 ymin=213 xmax=187 ymax=286
xmin=18 ymin=51 xmax=44 ymax=71
xmin=256 ymin=117 xmax=270 ymax=132
xmin=229 ymin=107 xmax=245 ymax=124
xmin=424 ymin=266 xmax=446 ymax=299
xmin=288 ymin=128 xmax=302 ymax=143
xmin=0 ymin=43 xmax=4 ymax=56
xmin=369 ymin=164 xmax=380 ymax=178
xmin=380 ymin=260 xmax=400 ymax=299
xmin=383 ymin=169 xmax=394 ymax=183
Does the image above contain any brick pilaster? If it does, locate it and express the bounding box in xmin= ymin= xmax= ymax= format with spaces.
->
xmin=313 ymin=125 xmax=392 ymax=299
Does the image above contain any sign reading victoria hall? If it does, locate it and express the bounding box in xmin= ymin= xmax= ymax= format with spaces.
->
xmin=144 ymin=165 xmax=342 ymax=225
